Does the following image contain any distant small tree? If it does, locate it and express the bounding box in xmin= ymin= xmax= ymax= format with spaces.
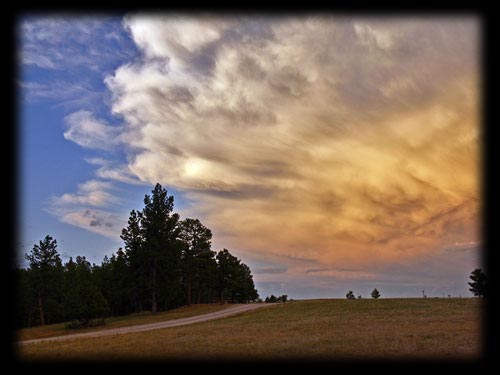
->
xmin=468 ymin=268 xmax=488 ymax=298
xmin=371 ymin=288 xmax=380 ymax=299
xmin=266 ymin=294 xmax=278 ymax=303
xmin=357 ymin=294 xmax=362 ymax=299
xmin=346 ymin=291 xmax=355 ymax=299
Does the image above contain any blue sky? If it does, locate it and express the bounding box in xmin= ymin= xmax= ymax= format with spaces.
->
xmin=18 ymin=14 xmax=481 ymax=299
xmin=19 ymin=15 xmax=160 ymax=264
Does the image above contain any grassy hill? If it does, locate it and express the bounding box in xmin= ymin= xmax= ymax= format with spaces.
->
xmin=17 ymin=303 xmax=233 ymax=341
xmin=17 ymin=298 xmax=481 ymax=361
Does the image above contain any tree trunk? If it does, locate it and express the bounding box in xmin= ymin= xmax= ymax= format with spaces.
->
xmin=38 ymin=292 xmax=45 ymax=326
xmin=187 ymin=273 xmax=192 ymax=306
xmin=197 ymin=289 xmax=201 ymax=304
xmin=220 ymin=291 xmax=224 ymax=305
xmin=151 ymin=266 xmax=157 ymax=314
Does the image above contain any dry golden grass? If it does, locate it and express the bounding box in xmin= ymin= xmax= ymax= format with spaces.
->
xmin=17 ymin=303 xmax=232 ymax=341
xmin=18 ymin=298 xmax=482 ymax=361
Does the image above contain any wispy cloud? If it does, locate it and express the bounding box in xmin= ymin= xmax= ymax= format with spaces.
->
xmin=84 ymin=158 xmax=147 ymax=185
xmin=19 ymin=15 xmax=136 ymax=71
xmin=47 ymin=179 xmax=125 ymax=239
xmin=47 ymin=206 xmax=126 ymax=239
xmin=20 ymin=80 xmax=105 ymax=110
xmin=52 ymin=179 xmax=120 ymax=207
xmin=63 ymin=110 xmax=123 ymax=151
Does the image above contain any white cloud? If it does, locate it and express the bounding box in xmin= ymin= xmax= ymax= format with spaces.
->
xmin=48 ymin=206 xmax=126 ymax=239
xmin=52 ymin=179 xmax=119 ymax=207
xmin=85 ymin=157 xmax=147 ymax=185
xmin=19 ymin=16 xmax=135 ymax=71
xmin=48 ymin=179 xmax=125 ymax=239
xmin=64 ymin=110 xmax=122 ymax=150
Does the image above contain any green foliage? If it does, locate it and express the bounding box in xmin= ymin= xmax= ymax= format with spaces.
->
xmin=179 ymin=218 xmax=213 ymax=305
xmin=264 ymin=294 xmax=287 ymax=303
xmin=216 ymin=249 xmax=259 ymax=303
xmin=63 ymin=256 xmax=109 ymax=328
xmin=15 ymin=268 xmax=34 ymax=328
xmin=24 ymin=235 xmax=64 ymax=325
xmin=371 ymin=288 xmax=381 ymax=299
xmin=16 ymin=183 xmax=260 ymax=328
xmin=468 ymin=268 xmax=488 ymax=297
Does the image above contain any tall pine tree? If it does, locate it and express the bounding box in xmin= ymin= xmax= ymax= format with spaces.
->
xmin=140 ymin=183 xmax=181 ymax=313
xmin=179 ymin=218 xmax=213 ymax=306
xmin=25 ymin=235 xmax=64 ymax=325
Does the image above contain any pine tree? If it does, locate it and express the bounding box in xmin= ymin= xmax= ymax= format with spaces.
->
xmin=63 ymin=256 xmax=109 ymax=328
xmin=468 ymin=268 xmax=488 ymax=297
xmin=371 ymin=288 xmax=381 ymax=299
xmin=179 ymin=218 xmax=212 ymax=306
xmin=25 ymin=235 xmax=64 ymax=325
xmin=121 ymin=209 xmax=146 ymax=312
xmin=140 ymin=183 xmax=181 ymax=313
xmin=216 ymin=249 xmax=258 ymax=304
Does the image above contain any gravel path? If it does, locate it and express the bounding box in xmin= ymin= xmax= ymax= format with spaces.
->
xmin=18 ymin=303 xmax=270 ymax=346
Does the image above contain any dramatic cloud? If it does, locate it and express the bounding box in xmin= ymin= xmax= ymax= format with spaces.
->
xmin=52 ymin=15 xmax=480 ymax=295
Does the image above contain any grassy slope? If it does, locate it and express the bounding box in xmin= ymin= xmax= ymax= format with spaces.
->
xmin=18 ymin=298 xmax=482 ymax=361
xmin=17 ymin=303 xmax=233 ymax=341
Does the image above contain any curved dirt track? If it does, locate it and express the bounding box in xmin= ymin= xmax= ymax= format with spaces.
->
xmin=19 ymin=303 xmax=271 ymax=346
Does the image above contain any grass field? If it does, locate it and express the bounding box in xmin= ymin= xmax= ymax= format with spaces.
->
xmin=17 ymin=303 xmax=233 ymax=341
xmin=17 ymin=298 xmax=482 ymax=361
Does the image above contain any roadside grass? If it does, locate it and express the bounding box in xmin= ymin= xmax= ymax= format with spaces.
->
xmin=17 ymin=303 xmax=233 ymax=341
xmin=18 ymin=298 xmax=482 ymax=361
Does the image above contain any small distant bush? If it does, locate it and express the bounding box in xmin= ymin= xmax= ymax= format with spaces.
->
xmin=371 ymin=288 xmax=380 ymax=299
xmin=346 ymin=291 xmax=355 ymax=299
xmin=65 ymin=318 xmax=106 ymax=329
xmin=264 ymin=294 xmax=288 ymax=303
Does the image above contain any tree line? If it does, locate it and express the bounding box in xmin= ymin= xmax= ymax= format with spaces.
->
xmin=16 ymin=183 xmax=259 ymax=328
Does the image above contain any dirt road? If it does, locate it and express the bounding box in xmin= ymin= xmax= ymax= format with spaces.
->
xmin=18 ymin=303 xmax=270 ymax=346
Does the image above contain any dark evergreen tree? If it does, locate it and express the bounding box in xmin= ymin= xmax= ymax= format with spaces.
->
xmin=24 ymin=235 xmax=64 ymax=325
xmin=216 ymin=249 xmax=258 ymax=303
xmin=179 ymin=218 xmax=212 ymax=306
xmin=63 ymin=256 xmax=109 ymax=328
xmin=120 ymin=209 xmax=145 ymax=312
xmin=16 ymin=184 xmax=262 ymax=328
xmin=468 ymin=268 xmax=488 ymax=297
xmin=140 ymin=183 xmax=181 ymax=313
xmin=371 ymin=288 xmax=380 ymax=299
xmin=346 ymin=291 xmax=355 ymax=299
xmin=16 ymin=268 xmax=35 ymax=328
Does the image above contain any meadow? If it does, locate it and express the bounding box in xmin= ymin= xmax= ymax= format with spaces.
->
xmin=18 ymin=298 xmax=481 ymax=361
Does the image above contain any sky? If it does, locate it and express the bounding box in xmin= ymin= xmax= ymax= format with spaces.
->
xmin=18 ymin=13 xmax=481 ymax=299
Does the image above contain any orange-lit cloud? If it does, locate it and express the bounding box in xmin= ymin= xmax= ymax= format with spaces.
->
xmin=59 ymin=15 xmax=480 ymax=296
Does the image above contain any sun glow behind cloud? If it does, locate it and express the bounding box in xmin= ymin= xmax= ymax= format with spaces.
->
xmin=22 ymin=15 xmax=480 ymax=297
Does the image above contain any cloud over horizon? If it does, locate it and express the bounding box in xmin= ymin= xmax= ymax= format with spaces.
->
xmin=27 ymin=15 xmax=480 ymax=296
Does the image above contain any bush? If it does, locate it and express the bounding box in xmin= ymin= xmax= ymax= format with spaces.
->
xmin=65 ymin=318 xmax=106 ymax=329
